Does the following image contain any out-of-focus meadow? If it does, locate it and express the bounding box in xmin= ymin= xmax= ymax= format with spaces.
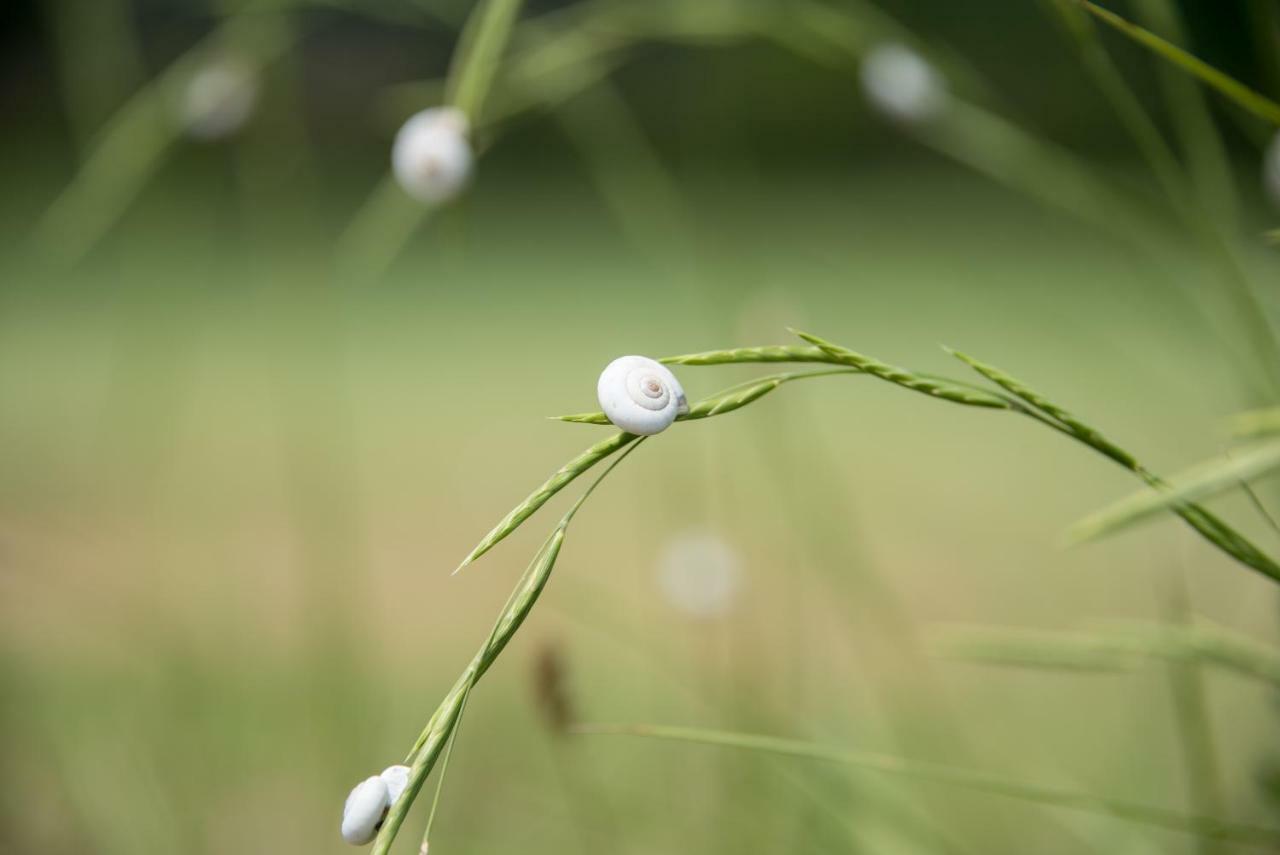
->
xmin=3 ymin=1 xmax=1280 ymax=853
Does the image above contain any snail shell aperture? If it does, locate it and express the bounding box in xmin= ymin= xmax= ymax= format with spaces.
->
xmin=597 ymin=355 xmax=688 ymax=435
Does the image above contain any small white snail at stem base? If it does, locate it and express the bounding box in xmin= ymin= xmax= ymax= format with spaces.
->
xmin=860 ymin=43 xmax=946 ymax=125
xmin=597 ymin=356 xmax=688 ymax=435
xmin=392 ymin=107 xmax=474 ymax=206
xmin=342 ymin=775 xmax=389 ymax=845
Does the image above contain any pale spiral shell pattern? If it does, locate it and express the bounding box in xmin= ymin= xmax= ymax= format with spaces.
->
xmin=596 ymin=355 xmax=688 ymax=435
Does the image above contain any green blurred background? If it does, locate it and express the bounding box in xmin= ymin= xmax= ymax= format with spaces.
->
xmin=2 ymin=1 xmax=1280 ymax=853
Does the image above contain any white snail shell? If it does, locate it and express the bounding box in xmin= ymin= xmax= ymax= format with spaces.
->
xmin=1265 ymin=131 xmax=1280 ymax=209
xmin=179 ymin=58 xmax=258 ymax=141
xmin=342 ymin=775 xmax=389 ymax=845
xmin=597 ymin=355 xmax=688 ymax=436
xmin=380 ymin=764 xmax=411 ymax=807
xmin=392 ymin=107 xmax=474 ymax=206
xmin=860 ymin=43 xmax=946 ymax=124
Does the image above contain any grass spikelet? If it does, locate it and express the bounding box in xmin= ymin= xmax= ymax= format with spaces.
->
xmin=945 ymin=349 xmax=1280 ymax=582
xmin=454 ymin=431 xmax=637 ymax=572
xmin=660 ymin=345 xmax=833 ymax=365
xmin=1067 ymin=440 xmax=1280 ymax=544
xmin=946 ymin=348 xmax=1137 ymax=468
xmin=791 ymin=330 xmax=1012 ymax=409
xmin=554 ymin=368 xmax=862 ymax=425
xmin=575 ymin=723 xmax=1280 ymax=846
xmin=1062 ymin=0 xmax=1280 ymax=126
xmin=376 ymin=444 xmax=642 ymax=854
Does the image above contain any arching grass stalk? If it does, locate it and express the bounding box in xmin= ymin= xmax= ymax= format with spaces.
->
xmin=1067 ymin=439 xmax=1280 ymax=544
xmin=574 ymin=723 xmax=1280 ymax=847
xmin=532 ymin=332 xmax=1280 ymax=581
xmin=456 ymin=367 xmax=865 ymax=572
xmin=372 ymin=441 xmax=644 ymax=855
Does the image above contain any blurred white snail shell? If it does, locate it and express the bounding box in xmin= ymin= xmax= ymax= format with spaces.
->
xmin=342 ymin=775 xmax=389 ymax=845
xmin=380 ymin=764 xmax=411 ymax=806
xmin=179 ymin=58 xmax=258 ymax=141
xmin=597 ymin=355 xmax=688 ymax=436
xmin=392 ymin=107 xmax=474 ymax=206
xmin=860 ymin=43 xmax=946 ymax=124
xmin=1265 ymin=131 xmax=1280 ymax=209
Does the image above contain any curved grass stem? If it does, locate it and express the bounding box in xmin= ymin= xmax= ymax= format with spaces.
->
xmin=373 ymin=441 xmax=644 ymax=855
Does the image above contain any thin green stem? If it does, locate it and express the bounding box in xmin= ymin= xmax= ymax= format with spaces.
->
xmin=372 ymin=441 xmax=644 ymax=855
xmin=447 ymin=0 xmax=526 ymax=123
xmin=1064 ymin=0 xmax=1280 ymax=125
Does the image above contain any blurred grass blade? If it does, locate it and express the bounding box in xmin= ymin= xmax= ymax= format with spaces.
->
xmin=554 ymin=368 xmax=862 ymax=425
xmin=1068 ymin=441 xmax=1280 ymax=544
xmin=33 ymin=11 xmax=293 ymax=265
xmin=1234 ymin=407 xmax=1280 ymax=438
xmin=1065 ymin=0 xmax=1280 ymax=125
xmin=792 ymin=330 xmax=1012 ymax=409
xmin=375 ymin=443 xmax=642 ymax=854
xmin=576 ymin=723 xmax=1280 ymax=845
xmin=947 ymin=348 xmax=1136 ymax=468
xmin=447 ymin=0 xmax=525 ymax=122
xmin=933 ymin=624 xmax=1142 ymax=672
xmin=935 ymin=622 xmax=1280 ymax=689
xmin=455 ymin=431 xmax=637 ymax=572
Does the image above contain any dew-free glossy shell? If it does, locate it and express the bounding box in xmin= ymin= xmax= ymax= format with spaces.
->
xmin=597 ymin=356 xmax=687 ymax=436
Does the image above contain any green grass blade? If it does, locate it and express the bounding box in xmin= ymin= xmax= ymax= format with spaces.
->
xmin=576 ymin=723 xmax=1280 ymax=846
xmin=1067 ymin=440 xmax=1280 ymax=544
xmin=446 ymin=0 xmax=525 ymax=122
xmin=553 ymin=368 xmax=862 ymax=425
xmin=935 ymin=622 xmax=1280 ymax=689
xmin=933 ymin=624 xmax=1143 ymax=672
xmin=375 ymin=443 xmax=642 ymax=854
xmin=792 ymin=330 xmax=1012 ymax=409
xmin=1065 ymin=0 xmax=1280 ymax=125
xmin=454 ymin=431 xmax=637 ymax=572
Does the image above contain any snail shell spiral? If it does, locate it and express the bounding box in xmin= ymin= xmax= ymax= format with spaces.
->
xmin=597 ymin=355 xmax=688 ymax=435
